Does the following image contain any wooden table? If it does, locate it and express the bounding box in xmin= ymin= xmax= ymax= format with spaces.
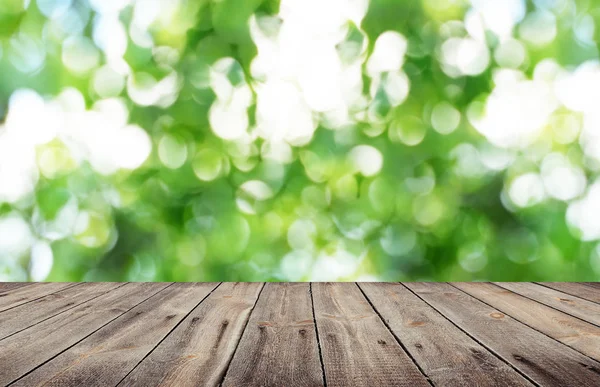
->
xmin=0 ymin=282 xmax=599 ymax=386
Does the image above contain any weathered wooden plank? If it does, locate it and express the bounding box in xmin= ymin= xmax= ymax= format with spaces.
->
xmin=0 ymin=282 xmax=76 ymax=312
xmin=495 ymin=282 xmax=600 ymax=327
xmin=0 ymin=282 xmax=123 ymax=340
xmin=12 ymin=283 xmax=219 ymax=387
xmin=454 ymin=282 xmax=600 ymax=362
xmin=0 ymin=282 xmax=170 ymax=385
xmin=359 ymin=283 xmax=532 ymax=386
xmin=0 ymin=282 xmax=31 ymax=293
xmin=537 ymin=283 xmax=600 ymax=304
xmin=405 ymin=282 xmax=600 ymax=386
xmin=222 ymin=283 xmax=324 ymax=387
xmin=118 ymin=282 xmax=263 ymax=387
xmin=312 ymin=283 xmax=430 ymax=387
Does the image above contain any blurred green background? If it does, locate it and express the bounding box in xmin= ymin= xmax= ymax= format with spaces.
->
xmin=1 ymin=0 xmax=600 ymax=282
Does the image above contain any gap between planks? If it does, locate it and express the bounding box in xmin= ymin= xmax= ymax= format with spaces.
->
xmin=404 ymin=282 xmax=600 ymax=387
xmin=355 ymin=283 xmax=433 ymax=386
xmin=3 ymin=283 xmax=174 ymax=386
xmin=2 ymin=282 xmax=600 ymax=387
xmin=400 ymin=283 xmax=542 ymax=386
xmin=450 ymin=282 xmax=600 ymax=364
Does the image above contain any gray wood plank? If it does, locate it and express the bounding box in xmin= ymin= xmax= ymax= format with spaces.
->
xmin=118 ymin=282 xmax=264 ymax=387
xmin=222 ymin=283 xmax=324 ymax=387
xmin=0 ymin=282 xmax=76 ymax=312
xmin=495 ymin=282 xmax=600 ymax=326
xmin=0 ymin=283 xmax=31 ymax=293
xmin=12 ymin=283 xmax=219 ymax=387
xmin=454 ymin=282 xmax=600 ymax=362
xmin=0 ymin=282 xmax=123 ymax=340
xmin=0 ymin=282 xmax=170 ymax=385
xmin=359 ymin=282 xmax=532 ymax=386
xmin=312 ymin=283 xmax=430 ymax=387
xmin=405 ymin=282 xmax=600 ymax=386
xmin=537 ymin=282 xmax=600 ymax=304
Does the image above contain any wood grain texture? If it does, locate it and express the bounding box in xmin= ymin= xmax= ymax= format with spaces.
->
xmin=0 ymin=282 xmax=30 ymax=293
xmin=0 ymin=282 xmax=170 ymax=385
xmin=359 ymin=282 xmax=532 ymax=386
xmin=537 ymin=282 xmax=600 ymax=304
xmin=0 ymin=282 xmax=122 ymax=340
xmin=12 ymin=283 xmax=218 ymax=387
xmin=222 ymin=283 xmax=324 ymax=387
xmin=405 ymin=282 xmax=600 ymax=386
xmin=454 ymin=282 xmax=600 ymax=361
xmin=118 ymin=282 xmax=263 ymax=387
xmin=312 ymin=282 xmax=430 ymax=387
xmin=495 ymin=282 xmax=600 ymax=326
xmin=0 ymin=282 xmax=76 ymax=312
xmin=2 ymin=282 xmax=600 ymax=387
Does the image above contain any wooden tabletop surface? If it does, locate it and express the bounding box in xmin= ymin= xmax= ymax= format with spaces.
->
xmin=0 ymin=282 xmax=599 ymax=386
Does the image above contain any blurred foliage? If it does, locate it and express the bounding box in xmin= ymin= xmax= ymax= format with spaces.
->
xmin=1 ymin=0 xmax=600 ymax=282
